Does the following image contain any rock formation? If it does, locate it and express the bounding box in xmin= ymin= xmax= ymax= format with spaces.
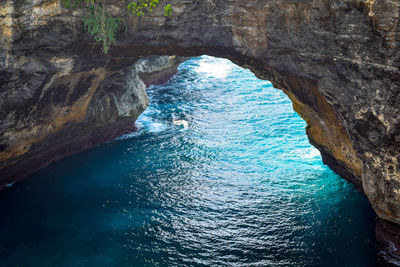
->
xmin=1 ymin=0 xmax=400 ymax=263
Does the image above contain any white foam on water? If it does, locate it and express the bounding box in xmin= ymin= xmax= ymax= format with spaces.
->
xmin=115 ymin=131 xmax=142 ymax=141
xmin=284 ymin=147 xmax=321 ymax=160
xmin=172 ymin=119 xmax=189 ymax=130
xmin=302 ymin=147 xmax=321 ymax=159
xmin=195 ymin=56 xmax=232 ymax=79
xmin=147 ymin=122 xmax=167 ymax=133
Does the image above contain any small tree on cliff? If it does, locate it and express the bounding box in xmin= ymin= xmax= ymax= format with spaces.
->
xmin=62 ymin=0 xmax=172 ymax=54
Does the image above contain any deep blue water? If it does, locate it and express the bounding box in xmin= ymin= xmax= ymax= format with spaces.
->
xmin=0 ymin=56 xmax=376 ymax=266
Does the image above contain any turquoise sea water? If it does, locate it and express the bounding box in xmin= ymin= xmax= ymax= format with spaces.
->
xmin=0 ymin=56 xmax=376 ymax=266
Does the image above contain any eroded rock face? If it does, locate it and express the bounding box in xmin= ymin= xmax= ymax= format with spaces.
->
xmin=1 ymin=0 xmax=400 ymax=261
xmin=0 ymin=46 xmax=183 ymax=184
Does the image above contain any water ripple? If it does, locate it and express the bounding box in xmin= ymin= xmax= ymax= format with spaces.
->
xmin=0 ymin=56 xmax=376 ymax=266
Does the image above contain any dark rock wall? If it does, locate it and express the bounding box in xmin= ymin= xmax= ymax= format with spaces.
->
xmin=1 ymin=0 xmax=400 ymax=261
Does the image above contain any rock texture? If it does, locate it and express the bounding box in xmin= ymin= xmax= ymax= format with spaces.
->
xmin=1 ymin=0 xmax=400 ymax=263
xmin=0 ymin=41 xmax=183 ymax=185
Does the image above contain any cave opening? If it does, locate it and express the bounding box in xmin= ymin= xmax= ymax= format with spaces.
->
xmin=0 ymin=55 xmax=377 ymax=266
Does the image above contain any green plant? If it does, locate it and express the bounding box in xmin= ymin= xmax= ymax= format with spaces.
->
xmin=18 ymin=0 xmax=29 ymax=6
xmin=83 ymin=3 xmax=124 ymax=53
xmin=62 ymin=0 xmax=172 ymax=54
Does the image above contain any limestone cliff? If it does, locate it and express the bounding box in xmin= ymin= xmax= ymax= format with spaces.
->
xmin=1 ymin=0 xmax=400 ymax=263
xmin=0 ymin=47 xmax=183 ymax=184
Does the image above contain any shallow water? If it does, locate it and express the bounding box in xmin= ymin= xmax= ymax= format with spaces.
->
xmin=0 ymin=56 xmax=376 ymax=266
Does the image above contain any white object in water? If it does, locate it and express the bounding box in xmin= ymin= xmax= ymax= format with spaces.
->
xmin=172 ymin=119 xmax=189 ymax=129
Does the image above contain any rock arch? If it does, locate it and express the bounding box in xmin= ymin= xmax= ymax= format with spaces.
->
xmin=1 ymin=0 xmax=400 ymax=254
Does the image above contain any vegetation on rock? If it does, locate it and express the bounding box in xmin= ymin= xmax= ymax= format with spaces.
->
xmin=62 ymin=0 xmax=172 ymax=53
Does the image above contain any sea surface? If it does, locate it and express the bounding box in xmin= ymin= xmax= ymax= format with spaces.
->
xmin=0 ymin=56 xmax=376 ymax=266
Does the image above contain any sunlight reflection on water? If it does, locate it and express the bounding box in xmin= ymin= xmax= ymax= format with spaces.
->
xmin=0 ymin=56 xmax=376 ymax=267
